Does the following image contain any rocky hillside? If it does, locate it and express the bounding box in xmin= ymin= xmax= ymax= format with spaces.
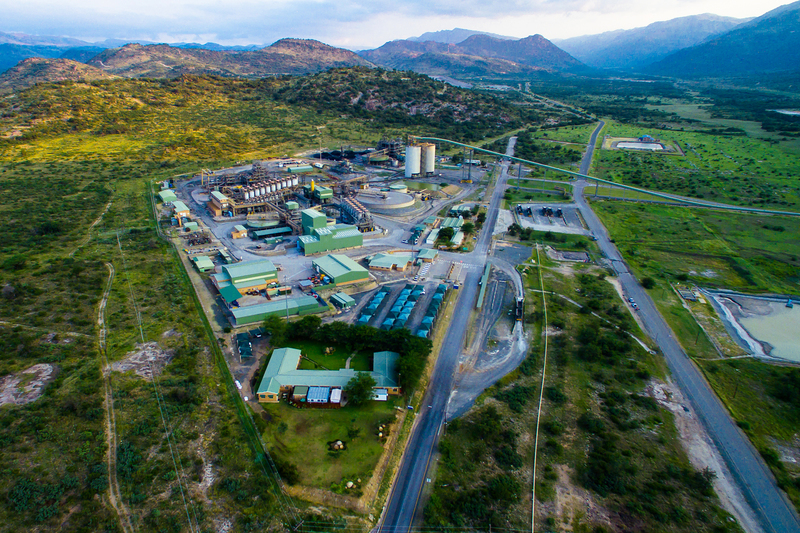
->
xmin=0 ymin=57 xmax=116 ymax=93
xmin=86 ymin=39 xmax=373 ymax=78
xmin=360 ymin=34 xmax=586 ymax=78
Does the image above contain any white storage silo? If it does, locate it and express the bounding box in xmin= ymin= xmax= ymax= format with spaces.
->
xmin=292 ymin=177 xmax=299 ymax=187
xmin=405 ymin=145 xmax=422 ymax=178
xmin=423 ymin=143 xmax=436 ymax=175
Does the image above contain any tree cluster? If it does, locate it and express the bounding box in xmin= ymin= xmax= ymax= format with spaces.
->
xmin=264 ymin=315 xmax=432 ymax=393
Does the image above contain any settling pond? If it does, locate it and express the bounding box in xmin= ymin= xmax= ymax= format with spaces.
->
xmin=708 ymin=292 xmax=800 ymax=362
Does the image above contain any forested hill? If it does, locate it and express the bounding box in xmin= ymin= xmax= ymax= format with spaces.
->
xmin=0 ymin=68 xmax=561 ymax=156
xmin=0 ymin=57 xmax=116 ymax=93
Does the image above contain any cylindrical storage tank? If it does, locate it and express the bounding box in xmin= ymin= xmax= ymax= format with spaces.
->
xmin=260 ymin=185 xmax=266 ymax=196
xmin=405 ymin=146 xmax=421 ymax=178
xmin=245 ymin=189 xmax=251 ymax=200
xmin=424 ymin=144 xmax=436 ymax=174
xmin=292 ymin=177 xmax=299 ymax=187
xmin=282 ymin=179 xmax=289 ymax=189
xmin=268 ymin=182 xmax=275 ymax=193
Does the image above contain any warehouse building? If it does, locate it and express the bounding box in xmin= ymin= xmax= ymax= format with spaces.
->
xmin=312 ymin=254 xmax=370 ymax=286
xmin=451 ymin=231 xmax=465 ymax=246
xmin=368 ymin=253 xmax=413 ymax=271
xmin=252 ymin=226 xmax=293 ymax=240
xmin=211 ymin=259 xmax=278 ymax=295
xmin=191 ymin=256 xmax=215 ymax=272
xmin=299 ymin=224 xmax=363 ymax=255
xmin=231 ymin=295 xmax=322 ymax=326
xmin=158 ymin=190 xmax=178 ymax=204
xmin=257 ymin=347 xmax=400 ymax=403
xmin=331 ymin=292 xmax=356 ymax=309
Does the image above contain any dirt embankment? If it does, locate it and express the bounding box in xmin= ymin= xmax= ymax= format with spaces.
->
xmin=647 ymin=379 xmax=764 ymax=533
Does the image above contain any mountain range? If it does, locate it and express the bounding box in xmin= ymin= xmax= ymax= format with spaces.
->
xmin=646 ymin=1 xmax=800 ymax=77
xmin=1 ymin=1 xmax=800 ymax=92
xmin=555 ymin=14 xmax=748 ymax=69
xmin=407 ymin=28 xmax=518 ymax=44
xmin=359 ymin=34 xmax=586 ymax=77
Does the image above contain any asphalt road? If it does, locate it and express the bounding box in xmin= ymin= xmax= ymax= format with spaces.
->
xmin=378 ymin=138 xmax=519 ymax=533
xmin=572 ymin=121 xmax=800 ymax=533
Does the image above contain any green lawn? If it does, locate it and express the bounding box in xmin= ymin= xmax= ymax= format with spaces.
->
xmin=288 ymin=340 xmax=371 ymax=371
xmin=264 ymin=399 xmax=400 ymax=490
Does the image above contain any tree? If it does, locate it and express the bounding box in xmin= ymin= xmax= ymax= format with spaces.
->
xmin=641 ymin=277 xmax=656 ymax=289
xmin=476 ymin=212 xmax=486 ymax=226
xmin=264 ymin=315 xmax=287 ymax=346
xmin=462 ymin=222 xmax=475 ymax=235
xmin=439 ymin=227 xmax=455 ymax=241
xmin=344 ymin=372 xmax=376 ymax=406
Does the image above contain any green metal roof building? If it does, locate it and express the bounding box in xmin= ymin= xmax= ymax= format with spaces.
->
xmin=298 ymin=224 xmax=363 ymax=255
xmin=172 ymin=201 xmax=190 ymax=215
xmin=191 ymin=256 xmax=215 ymax=272
xmin=256 ymin=347 xmax=400 ymax=402
xmin=368 ymin=253 xmax=413 ymax=271
xmin=312 ymin=254 xmax=369 ymax=286
xmin=252 ymin=227 xmax=293 ymax=239
xmin=331 ymin=292 xmax=356 ymax=308
xmin=314 ymin=186 xmax=333 ymax=202
xmin=441 ymin=216 xmax=464 ymax=229
xmin=417 ymin=248 xmax=438 ymax=262
xmin=231 ymin=296 xmax=322 ymax=326
xmin=301 ymin=209 xmax=328 ymax=234
xmin=158 ymin=190 xmax=178 ymax=204
xmin=451 ymin=231 xmax=465 ymax=246
xmin=211 ymin=259 xmax=278 ymax=292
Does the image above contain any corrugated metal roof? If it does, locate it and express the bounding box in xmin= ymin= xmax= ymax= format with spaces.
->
xmin=219 ymin=284 xmax=243 ymax=303
xmin=158 ymin=190 xmax=178 ymax=202
xmin=232 ymin=295 xmax=319 ymax=322
xmin=223 ymin=259 xmax=277 ymax=283
xmin=418 ymin=248 xmax=438 ymax=259
xmin=211 ymin=191 xmax=229 ymax=201
xmin=369 ymin=253 xmax=412 ymax=270
xmin=307 ymin=386 xmax=330 ymax=403
xmin=192 ymin=256 xmax=214 ymax=271
xmin=313 ymin=254 xmax=368 ymax=280
xmin=302 ymin=208 xmax=327 ymax=219
xmin=172 ymin=201 xmax=189 ymax=213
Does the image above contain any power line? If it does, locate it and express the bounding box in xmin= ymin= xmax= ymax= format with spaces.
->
xmin=530 ymin=244 xmax=548 ymax=533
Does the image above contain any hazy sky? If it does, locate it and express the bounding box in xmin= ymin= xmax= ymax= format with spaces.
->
xmin=0 ymin=0 xmax=792 ymax=49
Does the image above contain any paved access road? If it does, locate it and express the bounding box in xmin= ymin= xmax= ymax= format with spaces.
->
xmin=572 ymin=121 xmax=800 ymax=533
xmin=378 ymin=138 xmax=519 ymax=533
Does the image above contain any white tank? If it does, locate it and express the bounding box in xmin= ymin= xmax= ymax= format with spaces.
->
xmin=244 ymin=189 xmax=251 ymax=200
xmin=405 ymin=146 xmax=422 ymax=178
xmin=282 ymin=179 xmax=289 ymax=189
xmin=292 ymin=177 xmax=299 ymax=187
xmin=424 ymin=144 xmax=436 ymax=174
xmin=259 ymin=185 xmax=266 ymax=196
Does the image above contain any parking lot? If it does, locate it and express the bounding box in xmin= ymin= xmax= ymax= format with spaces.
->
xmin=515 ymin=203 xmax=590 ymax=235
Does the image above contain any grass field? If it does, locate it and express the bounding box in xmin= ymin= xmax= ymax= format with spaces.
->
xmin=696 ymin=358 xmax=800 ymax=510
xmin=289 ymin=340 xmax=371 ymax=371
xmin=264 ymin=398 xmax=400 ymax=491
xmin=593 ymin=120 xmax=800 ymax=209
xmin=593 ymin=201 xmax=800 ymax=294
xmin=589 ymin=184 xmax=674 ymax=202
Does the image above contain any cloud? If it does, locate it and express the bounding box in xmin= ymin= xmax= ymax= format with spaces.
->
xmin=0 ymin=0 xmax=790 ymax=48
